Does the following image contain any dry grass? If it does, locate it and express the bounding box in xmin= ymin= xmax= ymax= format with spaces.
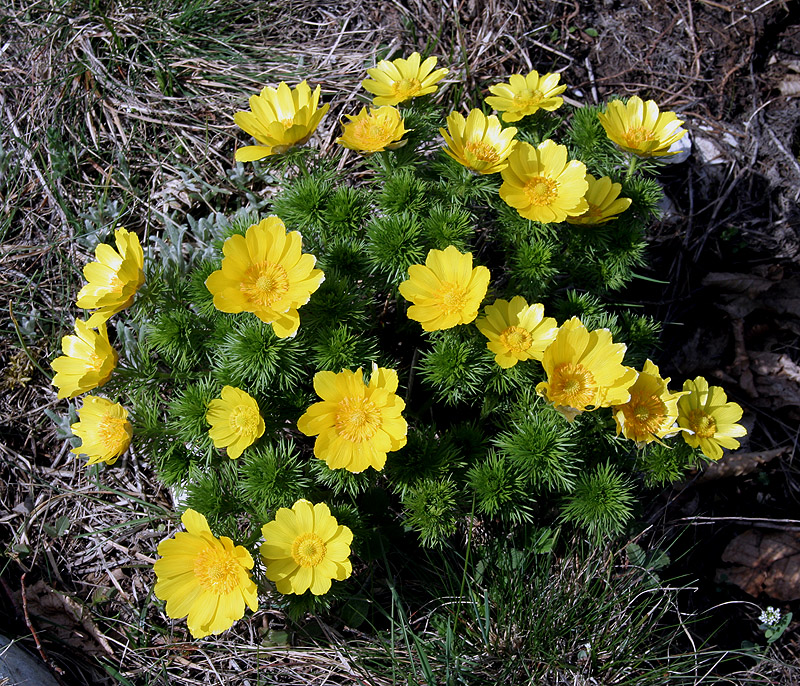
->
xmin=1 ymin=0 xmax=799 ymax=683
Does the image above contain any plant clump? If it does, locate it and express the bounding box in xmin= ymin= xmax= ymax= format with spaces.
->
xmin=51 ymin=52 xmax=748 ymax=639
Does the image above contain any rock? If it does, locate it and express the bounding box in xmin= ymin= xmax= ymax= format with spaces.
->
xmin=0 ymin=635 xmax=61 ymax=686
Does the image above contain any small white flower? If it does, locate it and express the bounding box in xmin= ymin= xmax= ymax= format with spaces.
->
xmin=759 ymin=606 xmax=781 ymax=627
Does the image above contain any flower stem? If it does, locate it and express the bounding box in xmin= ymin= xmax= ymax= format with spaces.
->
xmin=625 ymin=154 xmax=639 ymax=181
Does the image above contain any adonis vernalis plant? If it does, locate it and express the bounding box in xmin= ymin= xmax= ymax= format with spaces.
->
xmin=51 ymin=47 xmax=746 ymax=639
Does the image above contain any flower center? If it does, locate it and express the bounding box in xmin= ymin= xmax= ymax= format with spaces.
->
xmin=686 ymin=409 xmax=717 ymax=439
xmin=88 ymin=349 xmax=104 ymax=369
xmin=585 ymin=202 xmax=605 ymax=218
xmin=335 ymin=396 xmax=381 ymax=443
xmin=354 ymin=117 xmax=393 ymax=146
xmin=240 ymin=261 xmax=290 ymax=307
xmin=433 ymin=281 xmax=468 ymax=315
xmin=622 ymin=126 xmax=655 ymax=147
xmin=523 ymin=177 xmax=559 ymax=206
xmin=550 ymin=362 xmax=596 ymax=408
xmin=392 ymin=77 xmax=421 ymax=100
xmin=229 ymin=404 xmax=260 ymax=435
xmin=513 ymin=89 xmax=543 ymax=110
xmin=97 ymin=415 xmax=129 ymax=454
xmin=194 ymin=547 xmax=241 ymax=594
xmin=280 ymin=117 xmax=295 ymax=128
xmin=464 ymin=139 xmax=501 ymax=165
xmin=106 ymin=274 xmax=125 ymax=294
xmin=499 ymin=326 xmax=532 ymax=353
xmin=291 ymin=532 xmax=327 ymax=568
xmin=623 ymin=392 xmax=667 ymax=439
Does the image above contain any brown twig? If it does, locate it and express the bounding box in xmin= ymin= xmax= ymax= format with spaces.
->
xmin=20 ymin=572 xmax=65 ymax=677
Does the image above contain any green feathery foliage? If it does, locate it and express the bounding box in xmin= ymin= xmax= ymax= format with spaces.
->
xmin=619 ymin=311 xmax=662 ymax=367
xmin=271 ymin=173 xmax=334 ymax=246
xmin=433 ymin=155 xmax=501 ymax=204
xmin=308 ymin=458 xmax=376 ymax=497
xmin=494 ymin=408 xmax=578 ymax=493
xmin=240 ymin=440 xmax=312 ymax=516
xmin=366 ymin=211 xmax=426 ymax=282
xmin=167 ymin=379 xmax=216 ymax=447
xmin=321 ymin=185 xmax=372 ymax=241
xmin=212 ymin=318 xmax=306 ymax=394
xmin=377 ymin=170 xmax=430 ymax=216
xmin=386 ymin=425 xmax=461 ymax=496
xmin=637 ymin=440 xmax=699 ymax=488
xmin=513 ymin=109 xmax=564 ymax=146
xmin=621 ymin=176 xmax=664 ymax=222
xmin=565 ymin=104 xmax=619 ymax=175
xmin=145 ymin=308 xmax=212 ymax=372
xmin=184 ymin=461 xmax=250 ymax=540
xmin=420 ymin=205 xmax=474 ymax=251
xmin=418 ymin=330 xmax=494 ymax=406
xmin=507 ymin=237 xmax=558 ymax=301
xmin=315 ymin=237 xmax=371 ymax=280
xmin=187 ymin=260 xmax=220 ymax=319
xmin=300 ymin=276 xmax=371 ymax=331
xmin=310 ymin=323 xmax=379 ymax=372
xmin=402 ymin=477 xmax=460 ymax=548
xmin=467 ymin=451 xmax=534 ymax=524
xmin=560 ymin=462 xmax=636 ymax=539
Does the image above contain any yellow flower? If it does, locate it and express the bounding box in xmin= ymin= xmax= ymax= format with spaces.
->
xmin=677 ymin=377 xmax=747 ymax=460
xmin=362 ymin=52 xmax=448 ymax=106
xmin=499 ymin=140 xmax=589 ymax=223
xmin=336 ymin=105 xmax=408 ymax=153
xmin=566 ymin=174 xmax=632 ymax=226
xmin=536 ymin=317 xmax=636 ymax=421
xmin=476 ymin=296 xmax=558 ymax=369
xmin=598 ymin=96 xmax=686 ymax=157
xmin=154 ymin=509 xmax=258 ymax=639
xmin=297 ymin=365 xmax=407 ymax=473
xmin=205 ymin=216 xmax=324 ymax=338
xmin=234 ymin=81 xmax=330 ymax=162
xmin=485 ymin=70 xmax=567 ymax=122
xmin=76 ymin=228 xmax=145 ymax=327
xmin=398 ymin=245 xmax=490 ymax=331
xmin=70 ymin=396 xmax=132 ymax=465
xmin=440 ymin=109 xmax=518 ymax=174
xmin=51 ymin=320 xmax=118 ymax=399
xmin=612 ymin=360 xmax=687 ymax=445
xmin=206 ymin=386 xmax=265 ymax=459
xmin=260 ymin=499 xmax=353 ymax=596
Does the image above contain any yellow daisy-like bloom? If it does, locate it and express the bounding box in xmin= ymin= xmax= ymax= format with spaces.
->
xmin=597 ymin=96 xmax=686 ymax=158
xmin=336 ymin=105 xmax=408 ymax=153
xmin=566 ymin=173 xmax=633 ymax=226
xmin=205 ymin=216 xmax=324 ymax=338
xmin=234 ymin=81 xmax=330 ymax=162
xmin=51 ymin=320 xmax=118 ymax=399
xmin=536 ymin=317 xmax=637 ymax=422
xmin=485 ymin=70 xmax=567 ymax=123
xmin=476 ymin=296 xmax=558 ymax=369
xmin=70 ymin=396 xmax=132 ymax=465
xmin=362 ymin=51 xmax=448 ymax=106
xmin=260 ymin=499 xmax=353 ymax=596
xmin=297 ymin=365 xmax=407 ymax=473
xmin=677 ymin=376 xmax=747 ymax=460
xmin=154 ymin=509 xmax=258 ymax=639
xmin=612 ymin=360 xmax=687 ymax=446
xmin=440 ymin=109 xmax=518 ymax=175
xmin=499 ymin=140 xmax=589 ymax=223
xmin=398 ymin=245 xmax=491 ymax=332
xmin=206 ymin=386 xmax=265 ymax=459
xmin=76 ymin=227 xmax=145 ymax=327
